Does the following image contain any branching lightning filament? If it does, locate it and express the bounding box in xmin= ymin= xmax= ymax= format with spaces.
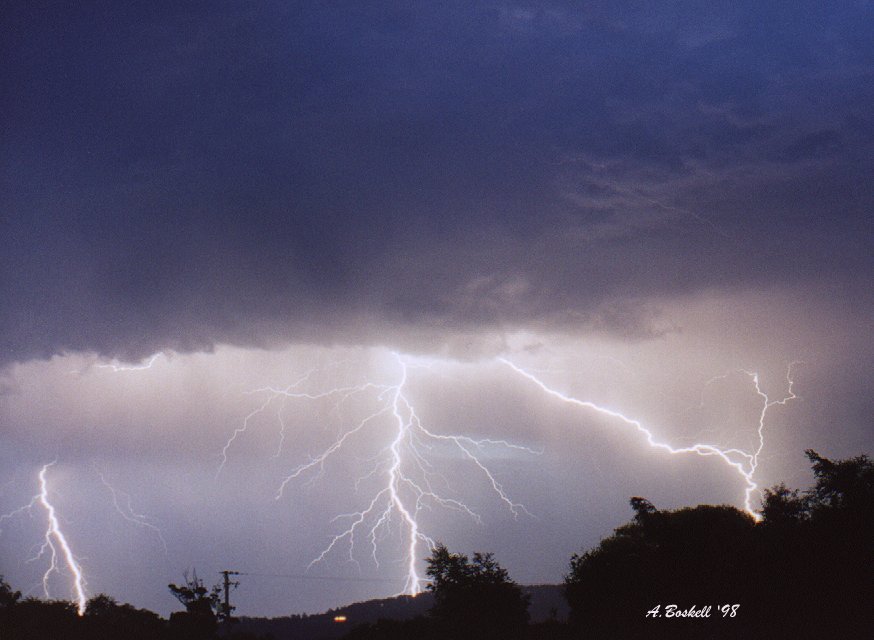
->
xmin=3 ymin=463 xmax=90 ymax=615
xmin=220 ymin=351 xmax=798 ymax=597
xmin=221 ymin=354 xmax=537 ymax=595
xmin=96 ymin=468 xmax=168 ymax=554
xmin=500 ymin=359 xmax=800 ymax=520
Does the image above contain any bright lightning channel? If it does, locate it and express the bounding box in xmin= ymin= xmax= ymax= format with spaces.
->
xmin=221 ymin=353 xmax=537 ymax=595
xmin=500 ymin=358 xmax=799 ymax=520
xmin=2 ymin=463 xmax=171 ymax=613
xmin=96 ymin=353 xmax=163 ymax=372
xmin=2 ymin=463 xmax=90 ymax=615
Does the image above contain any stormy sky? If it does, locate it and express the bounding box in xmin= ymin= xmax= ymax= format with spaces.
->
xmin=1 ymin=1 xmax=872 ymax=617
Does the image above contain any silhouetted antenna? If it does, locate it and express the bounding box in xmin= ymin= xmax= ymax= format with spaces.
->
xmin=219 ymin=570 xmax=240 ymax=623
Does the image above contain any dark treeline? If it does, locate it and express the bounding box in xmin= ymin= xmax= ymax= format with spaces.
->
xmin=344 ymin=449 xmax=873 ymax=640
xmin=562 ymin=450 xmax=873 ymax=639
xmin=1 ymin=449 xmax=871 ymax=639
xmin=0 ymin=571 xmax=271 ymax=640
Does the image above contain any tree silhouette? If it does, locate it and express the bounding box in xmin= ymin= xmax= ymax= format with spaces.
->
xmin=760 ymin=483 xmax=806 ymax=526
xmin=0 ymin=573 xmax=274 ymax=640
xmin=0 ymin=576 xmax=22 ymax=636
xmin=804 ymin=449 xmax=873 ymax=515
xmin=565 ymin=449 xmax=873 ymax=639
xmin=759 ymin=450 xmax=873 ymax=637
xmin=565 ymin=500 xmax=756 ymax=637
xmin=426 ymin=543 xmax=529 ymax=640
xmin=167 ymin=569 xmax=221 ymax=640
xmin=83 ymin=593 xmax=164 ymax=640
xmin=168 ymin=569 xmax=221 ymax=615
xmin=0 ymin=576 xmax=21 ymax=609
xmin=1 ymin=597 xmax=80 ymax=640
xmin=0 ymin=449 xmax=869 ymax=640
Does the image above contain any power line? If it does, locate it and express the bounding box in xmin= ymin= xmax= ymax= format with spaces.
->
xmin=237 ymin=571 xmax=414 ymax=584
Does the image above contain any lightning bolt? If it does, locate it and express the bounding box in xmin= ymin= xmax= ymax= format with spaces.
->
xmin=748 ymin=363 xmax=801 ymax=477
xmin=0 ymin=494 xmax=39 ymax=535
xmin=221 ymin=353 xmax=537 ymax=595
xmin=2 ymin=463 xmax=172 ymax=613
xmin=6 ymin=463 xmax=89 ymax=615
xmin=218 ymin=368 xmax=318 ymax=475
xmin=500 ymin=358 xmax=800 ymax=520
xmin=96 ymin=352 xmax=163 ymax=372
xmin=96 ymin=469 xmax=168 ymax=555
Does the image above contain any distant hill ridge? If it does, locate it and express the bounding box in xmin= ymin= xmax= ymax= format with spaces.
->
xmin=235 ymin=584 xmax=567 ymax=640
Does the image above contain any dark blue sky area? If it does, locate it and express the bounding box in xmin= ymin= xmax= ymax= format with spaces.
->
xmin=1 ymin=1 xmax=872 ymax=359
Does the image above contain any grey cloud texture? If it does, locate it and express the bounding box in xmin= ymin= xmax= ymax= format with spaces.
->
xmin=2 ymin=2 xmax=872 ymax=365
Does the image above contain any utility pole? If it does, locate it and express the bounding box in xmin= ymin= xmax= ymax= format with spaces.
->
xmin=218 ymin=570 xmax=240 ymax=623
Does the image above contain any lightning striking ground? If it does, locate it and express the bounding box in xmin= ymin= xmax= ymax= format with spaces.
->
xmin=6 ymin=348 xmax=803 ymax=613
xmin=220 ymin=353 xmax=537 ymax=595
xmin=500 ymin=358 xmax=800 ymax=519
xmin=2 ymin=463 xmax=90 ymax=615
xmin=2 ymin=462 xmax=173 ymax=613
xmin=36 ymin=463 xmax=88 ymax=614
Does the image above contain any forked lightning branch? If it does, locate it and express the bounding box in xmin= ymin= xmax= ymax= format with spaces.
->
xmin=219 ymin=353 xmax=799 ymax=594
xmin=219 ymin=354 xmax=539 ymax=595
xmin=2 ymin=350 xmax=798 ymax=611
xmin=0 ymin=463 xmax=88 ymax=616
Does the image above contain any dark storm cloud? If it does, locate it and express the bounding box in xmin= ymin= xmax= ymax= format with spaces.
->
xmin=3 ymin=1 xmax=873 ymax=364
